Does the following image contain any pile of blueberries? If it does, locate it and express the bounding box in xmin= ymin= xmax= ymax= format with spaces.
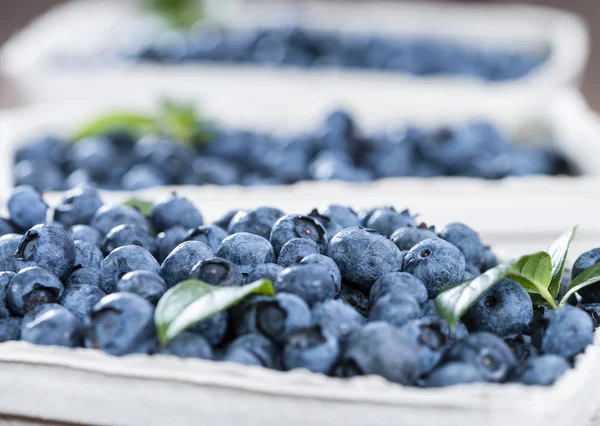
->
xmin=14 ymin=110 xmax=575 ymax=192
xmin=115 ymin=26 xmax=549 ymax=81
xmin=0 ymin=184 xmax=597 ymax=388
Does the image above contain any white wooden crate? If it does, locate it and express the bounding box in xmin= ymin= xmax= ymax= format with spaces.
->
xmin=1 ymin=89 xmax=600 ymax=425
xmin=0 ymin=0 xmax=589 ymax=105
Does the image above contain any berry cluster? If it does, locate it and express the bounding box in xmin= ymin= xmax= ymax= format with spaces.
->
xmin=14 ymin=110 xmax=574 ymax=192
xmin=0 ymin=185 xmax=596 ymax=387
xmin=114 ymin=26 xmax=548 ymax=81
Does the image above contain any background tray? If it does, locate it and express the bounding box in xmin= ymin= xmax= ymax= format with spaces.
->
xmin=0 ymin=0 xmax=589 ymax=104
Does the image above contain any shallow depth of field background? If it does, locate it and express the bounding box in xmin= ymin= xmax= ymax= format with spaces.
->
xmin=0 ymin=0 xmax=598 ymax=108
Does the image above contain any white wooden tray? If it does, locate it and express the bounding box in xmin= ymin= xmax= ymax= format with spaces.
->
xmin=0 ymin=0 xmax=589 ymax=105
xmin=1 ymin=90 xmax=600 ymax=425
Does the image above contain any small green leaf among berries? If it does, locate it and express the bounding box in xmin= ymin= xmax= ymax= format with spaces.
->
xmin=155 ymin=279 xmax=275 ymax=345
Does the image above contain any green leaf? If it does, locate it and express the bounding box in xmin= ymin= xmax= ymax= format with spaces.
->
xmin=547 ymin=227 xmax=577 ymax=298
xmin=123 ymin=198 xmax=153 ymax=217
xmin=435 ymin=260 xmax=516 ymax=328
xmin=155 ymin=279 xmax=275 ymax=345
xmin=71 ymin=112 xmax=157 ymax=141
xmin=143 ymin=0 xmax=204 ymax=30
xmin=507 ymin=251 xmax=556 ymax=308
xmin=559 ymin=263 xmax=600 ymax=307
xmin=157 ymin=99 xmax=211 ymax=146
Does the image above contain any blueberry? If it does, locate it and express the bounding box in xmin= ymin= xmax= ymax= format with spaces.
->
xmin=0 ymin=271 xmax=16 ymax=318
xmin=541 ymin=305 xmax=593 ymax=359
xmin=283 ymin=326 xmax=339 ymax=374
xmin=245 ymin=263 xmax=283 ymax=284
xmin=150 ymin=194 xmax=203 ymax=232
xmin=513 ymin=355 xmax=569 ymax=386
xmin=504 ymin=334 xmax=538 ymax=362
xmin=122 ymin=164 xmax=168 ymax=190
xmin=464 ymin=279 xmax=533 ymax=336
xmin=161 ymin=241 xmax=214 ymax=288
xmin=85 ymin=292 xmax=156 ymax=356
xmin=7 ymin=186 xmax=48 ymax=231
xmin=228 ymin=207 xmax=284 ymax=240
xmin=15 ymin=135 xmax=67 ymax=165
xmin=327 ymin=227 xmax=403 ymax=293
xmin=369 ymin=272 xmax=428 ymax=306
xmin=65 ymin=267 xmax=100 ymax=289
xmin=53 ymin=185 xmax=103 ymax=227
xmin=186 ymin=157 xmax=240 ymax=186
xmin=102 ymin=224 xmax=157 ymax=256
xmin=336 ymin=284 xmax=369 ymax=317
xmin=135 ymin=138 xmax=195 ymax=184
xmin=390 ymin=225 xmax=437 ymax=251
xmin=321 ymin=205 xmax=360 ymax=229
xmin=69 ymin=136 xmax=118 ymax=179
xmin=224 ymin=333 xmax=280 ymax=368
xmin=14 ymin=159 xmax=64 ymax=191
xmin=184 ymin=225 xmax=229 ymax=252
xmin=60 ymin=284 xmax=106 ymax=323
xmin=15 ymin=225 xmax=76 ymax=281
xmin=299 ymin=254 xmax=342 ymax=294
xmin=91 ymin=205 xmax=149 ymax=236
xmin=116 ymin=270 xmax=167 ymax=305
xmin=401 ymin=317 xmax=460 ymax=376
xmin=216 ymin=233 xmax=275 ymax=274
xmin=364 ymin=208 xmax=417 ymax=237
xmin=572 ymin=248 xmax=600 ymax=302
xmin=482 ymin=247 xmax=497 ymax=272
xmin=70 ymin=225 xmax=103 ymax=247
xmin=21 ymin=305 xmax=82 ymax=347
xmin=423 ymin=362 xmax=484 ymax=388
xmin=0 ymin=218 xmax=16 ymax=237
xmin=307 ymin=209 xmax=343 ymax=237
xmin=403 ymin=238 xmax=466 ymax=298
xmin=255 ymin=293 xmax=312 ymax=343
xmin=160 ymin=332 xmax=213 ymax=359
xmin=64 ymin=169 xmax=92 ymax=189
xmin=188 ymin=257 xmax=243 ymax=287
xmin=311 ymin=299 xmax=365 ymax=341
xmin=337 ymin=322 xmax=419 ymax=385
xmin=277 ymin=238 xmax=320 ymax=267
xmin=0 ymin=234 xmax=31 ymax=272
xmin=74 ymin=240 xmax=103 ymax=270
xmin=324 ymin=109 xmax=355 ymax=137
xmin=100 ymin=245 xmax=161 ymax=294
xmin=582 ymin=303 xmax=600 ymax=326
xmin=7 ymin=267 xmax=64 ymax=317
xmin=190 ymin=311 xmax=229 ymax=346
xmin=275 ymin=264 xmax=337 ymax=306
xmin=156 ymin=227 xmax=188 ymax=263
xmin=369 ymin=293 xmax=422 ymax=327
xmin=0 ymin=318 xmax=21 ymax=342
xmin=231 ymin=295 xmax=272 ymax=336
xmin=438 ymin=223 xmax=484 ymax=268
xmin=270 ymin=214 xmax=328 ymax=255
xmin=572 ymin=248 xmax=600 ymax=281
xmin=445 ymin=332 xmax=516 ymax=382
xmin=213 ymin=210 xmax=240 ymax=231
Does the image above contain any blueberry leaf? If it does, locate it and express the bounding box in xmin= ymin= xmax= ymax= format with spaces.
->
xmin=157 ymin=99 xmax=213 ymax=146
xmin=547 ymin=227 xmax=577 ymax=299
xmin=559 ymin=263 xmax=600 ymax=307
xmin=435 ymin=260 xmax=517 ymax=329
xmin=123 ymin=199 xmax=153 ymax=217
xmin=155 ymin=279 xmax=275 ymax=345
xmin=143 ymin=0 xmax=204 ymax=29
xmin=71 ymin=112 xmax=158 ymax=141
xmin=507 ymin=251 xmax=556 ymax=308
